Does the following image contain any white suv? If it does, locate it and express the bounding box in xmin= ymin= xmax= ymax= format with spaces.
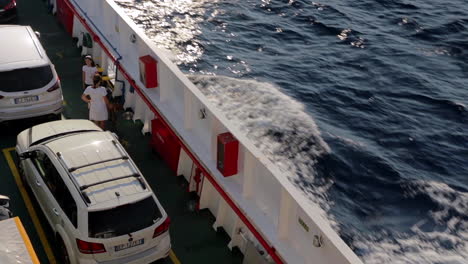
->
xmin=0 ymin=25 xmax=63 ymax=122
xmin=16 ymin=120 xmax=171 ymax=264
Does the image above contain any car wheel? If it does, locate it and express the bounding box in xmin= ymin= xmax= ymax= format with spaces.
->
xmin=58 ymin=237 xmax=71 ymax=264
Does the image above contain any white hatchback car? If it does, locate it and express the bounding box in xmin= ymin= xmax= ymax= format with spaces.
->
xmin=16 ymin=120 xmax=171 ymax=264
xmin=0 ymin=25 xmax=63 ymax=122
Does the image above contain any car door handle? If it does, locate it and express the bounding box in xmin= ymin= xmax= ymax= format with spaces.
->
xmin=52 ymin=208 xmax=60 ymax=216
xmin=35 ymin=180 xmax=41 ymax=186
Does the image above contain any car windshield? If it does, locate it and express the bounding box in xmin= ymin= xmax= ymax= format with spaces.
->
xmin=88 ymin=197 xmax=162 ymax=238
xmin=0 ymin=65 xmax=54 ymax=92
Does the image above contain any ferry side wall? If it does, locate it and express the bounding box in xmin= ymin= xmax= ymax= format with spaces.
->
xmin=55 ymin=0 xmax=363 ymax=263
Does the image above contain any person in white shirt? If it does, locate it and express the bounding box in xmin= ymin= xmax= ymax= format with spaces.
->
xmin=82 ymin=55 xmax=98 ymax=89
xmin=81 ymin=75 xmax=110 ymax=129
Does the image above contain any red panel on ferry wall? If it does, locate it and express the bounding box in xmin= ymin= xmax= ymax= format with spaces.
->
xmin=139 ymin=55 xmax=158 ymax=88
xmin=217 ymin=132 xmax=239 ymax=177
xmin=150 ymin=118 xmax=180 ymax=173
xmin=56 ymin=0 xmax=74 ymax=35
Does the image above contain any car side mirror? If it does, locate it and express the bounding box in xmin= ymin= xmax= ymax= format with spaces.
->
xmin=0 ymin=195 xmax=10 ymax=208
xmin=18 ymin=151 xmax=36 ymax=160
xmin=35 ymin=31 xmax=41 ymax=38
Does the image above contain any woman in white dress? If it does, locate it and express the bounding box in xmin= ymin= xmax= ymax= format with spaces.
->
xmin=82 ymin=55 xmax=98 ymax=89
xmin=81 ymin=75 xmax=110 ymax=129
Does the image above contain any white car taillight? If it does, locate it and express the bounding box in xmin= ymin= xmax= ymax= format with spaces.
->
xmin=76 ymin=239 xmax=106 ymax=254
xmin=153 ymin=217 xmax=170 ymax=238
xmin=47 ymin=79 xmax=61 ymax=92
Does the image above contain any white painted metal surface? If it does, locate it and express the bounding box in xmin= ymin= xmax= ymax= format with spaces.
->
xmin=64 ymin=0 xmax=363 ymax=263
xmin=0 ymin=217 xmax=37 ymax=264
xmin=0 ymin=25 xmax=45 ymax=69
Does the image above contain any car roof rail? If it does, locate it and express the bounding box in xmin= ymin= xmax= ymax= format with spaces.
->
xmin=67 ymin=139 xmax=129 ymax=172
xmin=80 ymin=173 xmax=146 ymax=204
xmin=56 ymin=151 xmax=90 ymax=204
xmin=55 ymin=138 xmax=146 ymax=205
xmin=68 ymin=156 xmax=129 ymax=172
xmin=79 ymin=173 xmax=144 ymax=191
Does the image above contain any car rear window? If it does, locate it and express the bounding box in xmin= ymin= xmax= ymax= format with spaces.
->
xmin=0 ymin=65 xmax=54 ymax=92
xmin=88 ymin=197 xmax=162 ymax=238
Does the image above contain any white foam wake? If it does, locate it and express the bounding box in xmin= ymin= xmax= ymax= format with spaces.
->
xmin=189 ymin=75 xmax=336 ymax=217
xmin=357 ymin=180 xmax=468 ymax=264
xmin=189 ymin=75 xmax=330 ymax=174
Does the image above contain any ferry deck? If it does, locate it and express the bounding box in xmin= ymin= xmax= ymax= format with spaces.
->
xmin=0 ymin=0 xmax=243 ymax=263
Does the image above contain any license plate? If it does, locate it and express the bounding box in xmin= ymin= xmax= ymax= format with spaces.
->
xmin=15 ymin=96 xmax=39 ymax=104
xmin=114 ymin=238 xmax=144 ymax=252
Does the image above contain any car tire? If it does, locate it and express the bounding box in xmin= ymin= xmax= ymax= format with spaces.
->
xmin=57 ymin=237 xmax=71 ymax=264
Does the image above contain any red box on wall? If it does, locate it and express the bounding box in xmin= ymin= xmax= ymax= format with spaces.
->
xmin=139 ymin=55 xmax=158 ymax=88
xmin=217 ymin=132 xmax=239 ymax=177
xmin=150 ymin=118 xmax=181 ymax=173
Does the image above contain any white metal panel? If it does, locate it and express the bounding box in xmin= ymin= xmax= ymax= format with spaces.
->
xmin=123 ymin=88 xmax=136 ymax=109
xmin=252 ymin=163 xmax=282 ymax=227
xmin=177 ymin=148 xmax=193 ymax=181
xmin=199 ymin=177 xmax=219 ymax=214
xmin=0 ymin=218 xmax=35 ymax=264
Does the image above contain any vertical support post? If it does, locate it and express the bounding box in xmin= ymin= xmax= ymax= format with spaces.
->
xmin=213 ymin=199 xmax=227 ymax=231
xmin=227 ymin=218 xmax=242 ymax=250
xmin=198 ymin=176 xmax=212 ymax=210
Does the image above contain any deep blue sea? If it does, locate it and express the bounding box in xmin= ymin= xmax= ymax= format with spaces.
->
xmin=116 ymin=0 xmax=468 ymax=263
